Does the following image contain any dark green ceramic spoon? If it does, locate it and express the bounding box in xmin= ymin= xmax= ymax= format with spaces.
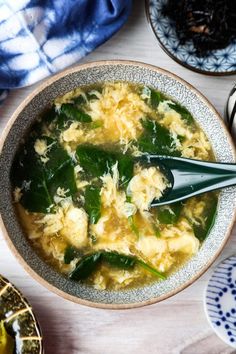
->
xmin=138 ymin=155 xmax=236 ymax=206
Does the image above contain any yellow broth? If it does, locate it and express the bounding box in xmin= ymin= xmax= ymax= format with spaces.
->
xmin=12 ymin=82 xmax=218 ymax=290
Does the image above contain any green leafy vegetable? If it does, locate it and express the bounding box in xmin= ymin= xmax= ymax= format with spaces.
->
xmin=12 ymin=138 xmax=53 ymax=213
xmin=141 ymin=86 xmax=166 ymax=108
xmin=86 ymin=87 xmax=102 ymax=101
xmin=137 ymin=119 xmax=180 ymax=156
xmin=168 ymin=102 xmax=194 ymax=124
xmin=150 ymin=89 xmax=166 ymax=108
xmin=177 ymin=134 xmax=186 ymax=143
xmin=193 ymin=194 xmax=218 ymax=241
xmin=128 ymin=216 xmax=139 ymax=238
xmin=153 ymin=224 xmax=161 ymax=238
xmin=76 ymin=145 xmax=114 ymax=177
xmin=41 ymin=137 xmax=69 ymax=179
xmin=73 ymin=95 xmax=86 ymax=105
xmin=126 ymin=196 xmax=132 ymax=203
xmin=21 ymin=178 xmax=53 ymax=214
xmin=87 ymin=92 xmax=100 ymax=101
xmin=157 ymin=202 xmax=182 ymax=224
xmin=0 ymin=321 xmax=14 ymax=354
xmin=76 ymin=145 xmax=134 ymax=187
xmin=102 ymin=251 xmax=136 ymax=269
xmin=90 ymin=120 xmax=103 ymax=129
xmin=11 ymin=136 xmax=77 ymax=213
xmin=69 ymin=251 xmax=166 ymax=281
xmin=69 ymin=252 xmax=102 ymax=280
xmin=118 ymin=154 xmax=134 ymax=188
xmin=64 ymin=246 xmax=79 ymax=264
xmin=48 ymin=162 xmax=77 ymax=198
xmin=84 ymin=185 xmax=101 ymax=224
xmin=136 ymin=259 xmax=166 ymax=279
xmin=41 ymin=107 xmax=57 ymax=124
xmin=55 ymin=113 xmax=68 ymax=130
xmin=90 ymin=234 xmax=97 ymax=244
xmin=60 ymin=103 xmax=92 ymax=122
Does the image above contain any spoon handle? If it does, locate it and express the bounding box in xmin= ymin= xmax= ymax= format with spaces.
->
xmin=148 ymin=155 xmax=236 ymax=174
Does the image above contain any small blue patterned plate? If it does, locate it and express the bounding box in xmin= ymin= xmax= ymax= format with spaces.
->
xmin=146 ymin=0 xmax=236 ymax=75
xmin=205 ymin=255 xmax=236 ymax=348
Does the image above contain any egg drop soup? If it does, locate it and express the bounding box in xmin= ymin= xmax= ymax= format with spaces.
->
xmin=12 ymin=82 xmax=217 ymax=290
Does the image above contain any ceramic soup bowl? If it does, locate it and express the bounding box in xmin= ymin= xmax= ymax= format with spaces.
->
xmin=0 ymin=60 xmax=236 ymax=309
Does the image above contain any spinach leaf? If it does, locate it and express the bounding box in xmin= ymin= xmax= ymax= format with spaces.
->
xmin=157 ymin=202 xmax=182 ymax=224
xmin=136 ymin=259 xmax=166 ymax=279
xmin=84 ymin=185 xmax=101 ymax=224
xmin=126 ymin=196 xmax=132 ymax=203
xmin=42 ymin=137 xmax=71 ymax=180
xmin=128 ymin=216 xmax=139 ymax=238
xmin=153 ymin=224 xmax=161 ymax=238
xmin=76 ymin=145 xmax=134 ymax=186
xmin=86 ymin=87 xmax=102 ymax=101
xmin=69 ymin=252 xmax=102 ymax=280
xmin=36 ymin=105 xmax=59 ymax=136
xmin=168 ymin=102 xmax=194 ymax=124
xmin=12 ymin=138 xmax=53 ymax=213
xmin=64 ymin=246 xmax=84 ymax=264
xmin=48 ymin=161 xmax=77 ymax=198
xmin=64 ymin=246 xmax=78 ymax=264
xmin=193 ymin=194 xmax=218 ymax=241
xmin=41 ymin=107 xmax=57 ymax=125
xmin=141 ymin=87 xmax=166 ymax=108
xmin=21 ymin=179 xmax=53 ymax=214
xmin=60 ymin=103 xmax=92 ymax=122
xmin=69 ymin=251 xmax=166 ymax=281
xmin=76 ymin=145 xmax=114 ymax=177
xmin=44 ymin=137 xmax=77 ymax=197
xmin=137 ymin=119 xmax=180 ymax=156
xmin=55 ymin=113 xmax=68 ymax=130
xmin=73 ymin=95 xmax=86 ymax=106
xmin=101 ymin=251 xmax=136 ymax=269
xmin=87 ymin=92 xmax=99 ymax=101
xmin=118 ymin=154 xmax=134 ymax=188
xmin=89 ymin=120 xmax=103 ymax=129
xmin=11 ymin=137 xmax=43 ymax=187
xmin=150 ymin=89 xmax=166 ymax=108
xmin=12 ymin=136 xmax=77 ymax=213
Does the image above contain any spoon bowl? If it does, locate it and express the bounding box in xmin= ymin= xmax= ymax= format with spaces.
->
xmin=139 ymin=155 xmax=236 ymax=206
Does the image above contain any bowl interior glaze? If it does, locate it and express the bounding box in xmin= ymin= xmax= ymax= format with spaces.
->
xmin=0 ymin=60 xmax=236 ymax=309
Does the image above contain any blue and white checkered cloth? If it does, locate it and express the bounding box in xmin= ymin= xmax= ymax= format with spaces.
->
xmin=0 ymin=0 xmax=132 ymax=104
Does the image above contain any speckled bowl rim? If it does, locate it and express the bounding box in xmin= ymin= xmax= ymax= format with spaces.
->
xmin=0 ymin=60 xmax=236 ymax=309
xmin=145 ymin=0 xmax=236 ymax=76
xmin=0 ymin=274 xmax=44 ymax=353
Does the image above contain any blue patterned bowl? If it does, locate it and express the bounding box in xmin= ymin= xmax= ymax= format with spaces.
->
xmin=146 ymin=0 xmax=236 ymax=75
xmin=205 ymin=255 xmax=236 ymax=348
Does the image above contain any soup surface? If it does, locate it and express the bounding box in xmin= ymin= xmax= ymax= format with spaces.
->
xmin=12 ymin=82 xmax=217 ymax=290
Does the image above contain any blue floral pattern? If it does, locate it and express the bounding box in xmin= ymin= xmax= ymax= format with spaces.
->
xmin=205 ymin=255 xmax=236 ymax=348
xmin=148 ymin=0 xmax=236 ymax=74
xmin=0 ymin=0 xmax=132 ymax=104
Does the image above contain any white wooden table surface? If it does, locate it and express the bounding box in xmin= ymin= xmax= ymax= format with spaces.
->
xmin=1 ymin=2 xmax=236 ymax=353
